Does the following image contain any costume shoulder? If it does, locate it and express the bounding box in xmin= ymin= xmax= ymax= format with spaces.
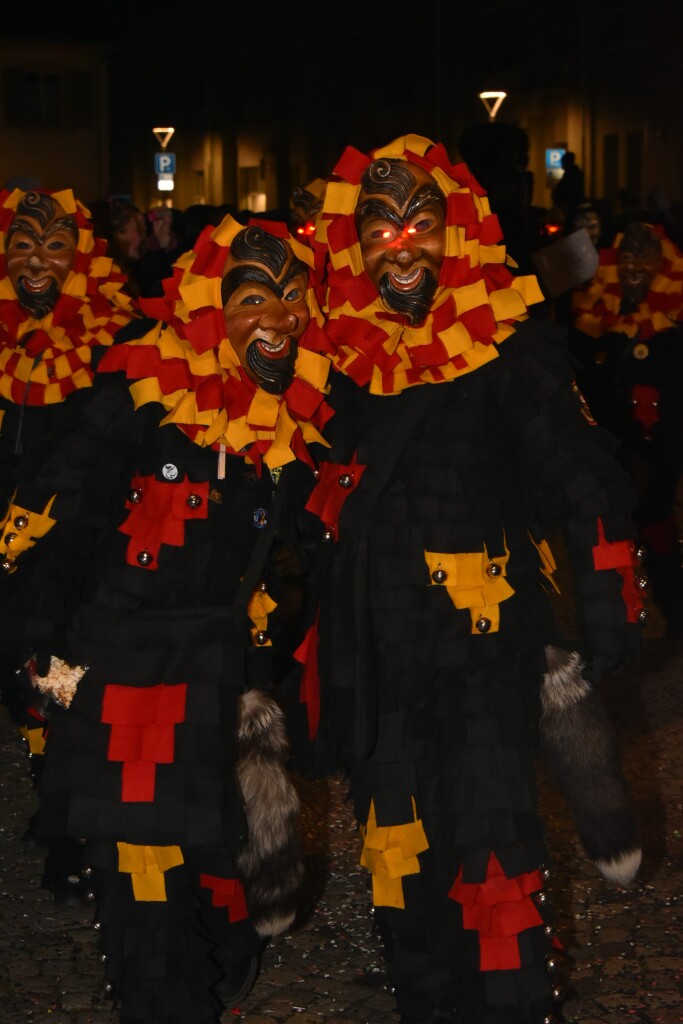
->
xmin=498 ymin=317 xmax=575 ymax=377
xmin=91 ymin=316 xmax=157 ymax=372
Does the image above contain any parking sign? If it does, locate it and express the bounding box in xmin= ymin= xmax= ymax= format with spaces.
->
xmin=545 ymin=148 xmax=566 ymax=171
xmin=154 ymin=152 xmax=176 ymax=175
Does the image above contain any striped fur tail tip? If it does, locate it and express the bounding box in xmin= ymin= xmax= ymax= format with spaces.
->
xmin=541 ymin=646 xmax=642 ymax=888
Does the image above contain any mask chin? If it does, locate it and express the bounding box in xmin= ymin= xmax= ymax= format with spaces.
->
xmin=379 ymin=270 xmax=438 ymax=325
xmin=16 ymin=278 xmax=60 ymax=318
xmin=246 ymin=340 xmax=297 ymax=395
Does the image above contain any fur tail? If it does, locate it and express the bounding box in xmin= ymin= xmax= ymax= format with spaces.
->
xmin=540 ymin=646 xmax=642 ymax=887
xmin=235 ymin=690 xmax=304 ymax=937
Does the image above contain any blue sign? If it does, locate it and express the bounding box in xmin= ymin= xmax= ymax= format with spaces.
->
xmin=545 ymin=148 xmax=566 ymax=171
xmin=154 ymin=152 xmax=176 ymax=175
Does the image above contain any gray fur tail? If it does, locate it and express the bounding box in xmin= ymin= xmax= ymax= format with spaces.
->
xmin=540 ymin=646 xmax=642 ymax=887
xmin=235 ymin=690 xmax=304 ymax=937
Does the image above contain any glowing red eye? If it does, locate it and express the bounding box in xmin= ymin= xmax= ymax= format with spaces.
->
xmin=382 ymin=230 xmax=392 ymax=239
xmin=406 ymin=226 xmax=417 ymax=235
xmin=296 ymin=227 xmax=304 ymax=235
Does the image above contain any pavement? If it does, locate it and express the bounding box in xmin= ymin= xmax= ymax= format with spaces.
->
xmin=0 ymin=608 xmax=682 ymax=1024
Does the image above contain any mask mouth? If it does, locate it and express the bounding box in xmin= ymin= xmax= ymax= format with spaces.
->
xmin=388 ymin=266 xmax=425 ymax=291
xmin=20 ymin=275 xmax=54 ymax=293
xmin=16 ymin=276 xmax=60 ymax=318
xmin=254 ymin=335 xmax=293 ymax=359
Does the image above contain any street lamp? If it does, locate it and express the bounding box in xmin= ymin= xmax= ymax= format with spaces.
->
xmin=478 ymin=91 xmax=507 ymax=122
xmin=152 ymin=127 xmax=175 ymax=150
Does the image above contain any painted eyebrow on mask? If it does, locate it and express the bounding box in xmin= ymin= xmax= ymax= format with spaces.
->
xmin=221 ymin=257 xmax=307 ymax=304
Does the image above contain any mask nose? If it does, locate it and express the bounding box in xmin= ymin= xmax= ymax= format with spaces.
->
xmin=260 ymin=310 xmax=299 ymax=334
xmin=26 ymin=251 xmax=49 ymax=271
xmin=387 ymin=228 xmax=419 ymax=266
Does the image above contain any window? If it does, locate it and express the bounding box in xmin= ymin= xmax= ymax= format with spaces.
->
xmin=3 ymin=69 xmax=93 ymax=129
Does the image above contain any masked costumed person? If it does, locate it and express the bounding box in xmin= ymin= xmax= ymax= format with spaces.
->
xmin=302 ymin=135 xmax=644 ymax=1024
xmin=571 ymin=222 xmax=683 ymax=635
xmin=0 ymin=215 xmax=331 ymax=1023
xmin=0 ymin=187 xmax=136 ymax=883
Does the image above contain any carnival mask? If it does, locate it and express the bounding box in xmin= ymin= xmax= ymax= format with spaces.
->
xmin=222 ymin=226 xmax=310 ymax=395
xmin=356 ymin=160 xmax=446 ymax=325
xmin=617 ymin=222 xmax=663 ymax=313
xmin=6 ymin=191 xmax=78 ymax=318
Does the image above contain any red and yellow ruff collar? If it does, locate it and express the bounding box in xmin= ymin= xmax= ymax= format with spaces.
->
xmin=0 ymin=188 xmax=136 ymax=406
xmin=572 ymin=225 xmax=683 ymax=340
xmin=317 ymin=134 xmax=544 ymax=395
xmin=101 ymin=214 xmax=332 ymax=472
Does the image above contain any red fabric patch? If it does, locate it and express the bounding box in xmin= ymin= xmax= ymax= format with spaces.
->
xmin=304 ymin=455 xmax=367 ymax=538
xmin=478 ymin=214 xmax=504 ymax=245
xmin=333 ymin=146 xmax=371 ymax=185
xmin=630 ymin=383 xmax=660 ymax=438
xmin=592 ymin=517 xmax=643 ymax=623
xmin=183 ymin=310 xmax=226 ymax=354
xmin=327 ymin=216 xmax=358 ymax=256
xmin=294 ymin=615 xmax=321 ymax=740
xmin=102 ymin=683 xmax=188 ymax=803
xmin=118 ymin=475 xmax=210 ymax=569
xmin=458 ymin=303 xmax=498 ymax=339
xmin=447 ymin=192 xmax=478 ymax=225
xmin=448 ymin=853 xmax=545 ymax=971
xmin=199 ymin=874 xmax=249 ymax=922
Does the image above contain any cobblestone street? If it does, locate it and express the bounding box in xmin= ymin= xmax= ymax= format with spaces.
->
xmin=1 ymin=628 xmax=682 ymax=1024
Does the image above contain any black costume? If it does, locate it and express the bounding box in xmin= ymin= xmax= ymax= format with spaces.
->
xmin=0 ymin=216 xmax=331 ymax=1023
xmin=0 ymin=187 xmax=135 ymax=886
xmin=570 ymin=224 xmax=683 ymax=633
xmin=302 ymin=136 xmax=643 ymax=1024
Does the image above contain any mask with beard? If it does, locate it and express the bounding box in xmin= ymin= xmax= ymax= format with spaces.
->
xmin=221 ymin=226 xmax=310 ymax=395
xmin=6 ymin=191 xmax=78 ymax=318
xmin=617 ymin=222 xmax=663 ymax=314
xmin=319 ymin=134 xmax=545 ymax=394
xmin=356 ymin=159 xmax=446 ymax=326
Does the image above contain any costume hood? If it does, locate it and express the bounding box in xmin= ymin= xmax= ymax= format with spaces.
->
xmin=572 ymin=224 xmax=683 ymax=340
xmin=0 ymin=187 xmax=136 ymax=405
xmin=317 ymin=134 xmax=544 ymax=395
xmin=101 ymin=214 xmax=332 ymax=472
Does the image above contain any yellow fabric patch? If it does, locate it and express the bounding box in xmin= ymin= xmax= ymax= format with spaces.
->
xmin=490 ymin=287 xmax=528 ymax=321
xmin=360 ymin=799 xmax=429 ymax=909
xmin=0 ymin=494 xmax=57 ymax=573
xmin=247 ymin=586 xmax=278 ymax=647
xmin=324 ymin=181 xmax=359 ymax=218
xmin=19 ymin=725 xmax=46 ymax=756
xmin=117 ymin=843 xmax=184 ymax=902
xmin=529 ymin=535 xmax=560 ymax=593
xmin=454 ymin=280 xmax=490 ymax=315
xmin=514 ymin=274 xmax=545 ymax=307
xmin=425 ymin=545 xmax=514 ymax=634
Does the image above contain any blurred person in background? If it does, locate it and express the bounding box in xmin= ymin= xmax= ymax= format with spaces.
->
xmin=571 ymin=221 xmax=683 ymax=636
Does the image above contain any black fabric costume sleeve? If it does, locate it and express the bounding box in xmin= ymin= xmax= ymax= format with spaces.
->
xmin=0 ymin=375 xmax=143 ymax=665
xmin=494 ymin=319 xmax=642 ymax=681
